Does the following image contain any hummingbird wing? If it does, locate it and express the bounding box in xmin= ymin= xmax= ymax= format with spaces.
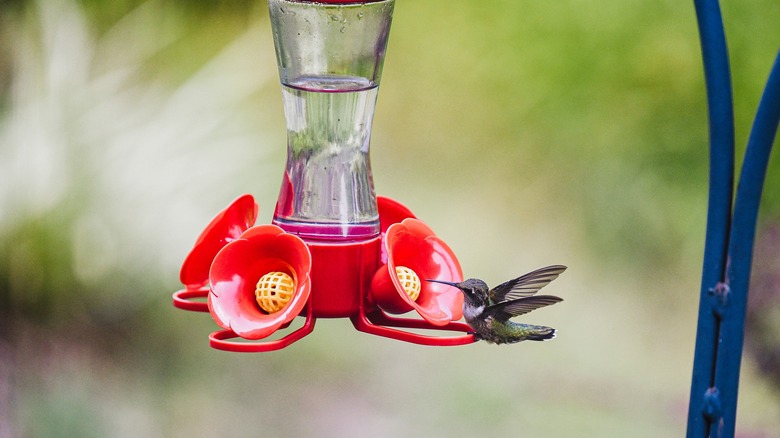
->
xmin=488 ymin=265 xmax=567 ymax=304
xmin=485 ymin=295 xmax=563 ymax=322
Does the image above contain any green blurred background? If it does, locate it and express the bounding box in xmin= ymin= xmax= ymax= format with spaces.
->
xmin=1 ymin=0 xmax=779 ymax=436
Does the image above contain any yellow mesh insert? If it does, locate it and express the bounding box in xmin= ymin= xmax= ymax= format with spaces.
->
xmin=255 ymin=271 xmax=295 ymax=314
xmin=395 ymin=266 xmax=421 ymax=302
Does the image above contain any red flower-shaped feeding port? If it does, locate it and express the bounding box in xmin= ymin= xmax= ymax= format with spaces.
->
xmin=377 ymin=196 xmax=416 ymax=264
xmin=173 ymin=194 xmax=258 ymax=311
xmin=370 ymin=218 xmax=464 ymax=325
xmin=209 ymin=225 xmax=312 ymax=340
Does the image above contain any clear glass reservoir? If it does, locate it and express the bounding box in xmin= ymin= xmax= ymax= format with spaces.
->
xmin=268 ymin=0 xmax=395 ymax=242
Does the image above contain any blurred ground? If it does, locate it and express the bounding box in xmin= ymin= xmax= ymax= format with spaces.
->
xmin=1 ymin=0 xmax=779 ymax=436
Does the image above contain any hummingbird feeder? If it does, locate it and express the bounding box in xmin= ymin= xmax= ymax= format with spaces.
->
xmin=171 ymin=0 xmax=477 ymax=352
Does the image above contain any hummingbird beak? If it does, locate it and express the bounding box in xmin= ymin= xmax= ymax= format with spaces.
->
xmin=425 ymin=279 xmax=460 ymax=288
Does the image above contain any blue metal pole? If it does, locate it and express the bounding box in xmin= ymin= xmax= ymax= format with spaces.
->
xmin=687 ymin=0 xmax=780 ymax=432
xmin=714 ymin=50 xmax=780 ymax=437
xmin=687 ymin=0 xmax=734 ymax=435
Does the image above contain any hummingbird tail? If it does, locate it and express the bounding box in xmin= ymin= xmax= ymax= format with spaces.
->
xmin=524 ymin=326 xmax=556 ymax=341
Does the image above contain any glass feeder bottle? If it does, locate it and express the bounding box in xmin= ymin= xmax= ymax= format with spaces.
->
xmin=268 ymin=0 xmax=394 ymax=242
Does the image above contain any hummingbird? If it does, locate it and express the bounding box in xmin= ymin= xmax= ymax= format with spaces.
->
xmin=428 ymin=265 xmax=566 ymax=344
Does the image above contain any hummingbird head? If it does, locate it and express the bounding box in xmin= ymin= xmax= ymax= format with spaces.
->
xmin=426 ymin=278 xmax=489 ymax=305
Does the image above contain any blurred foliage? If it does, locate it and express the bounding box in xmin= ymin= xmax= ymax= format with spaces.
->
xmin=747 ymin=222 xmax=780 ymax=394
xmin=0 ymin=0 xmax=779 ymax=436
